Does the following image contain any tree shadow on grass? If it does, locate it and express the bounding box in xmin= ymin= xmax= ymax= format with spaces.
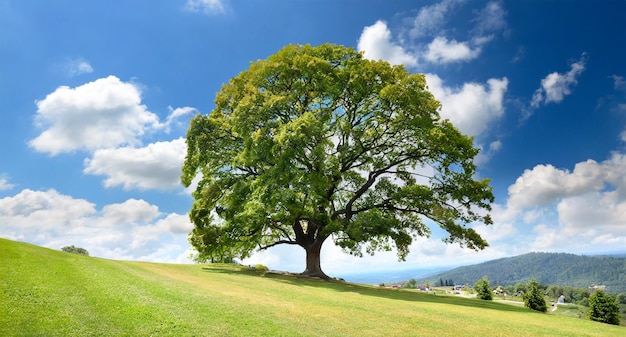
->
xmin=201 ymin=265 xmax=531 ymax=313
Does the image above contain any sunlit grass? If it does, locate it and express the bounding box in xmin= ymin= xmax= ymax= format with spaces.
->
xmin=1 ymin=238 xmax=623 ymax=336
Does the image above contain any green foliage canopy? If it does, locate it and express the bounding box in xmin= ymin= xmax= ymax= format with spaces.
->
xmin=588 ymin=290 xmax=620 ymax=325
xmin=182 ymin=44 xmax=494 ymax=278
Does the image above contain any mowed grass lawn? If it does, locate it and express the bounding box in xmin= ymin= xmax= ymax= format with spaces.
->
xmin=1 ymin=238 xmax=623 ymax=336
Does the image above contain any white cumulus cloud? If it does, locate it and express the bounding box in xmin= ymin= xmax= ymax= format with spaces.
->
xmin=557 ymin=192 xmax=626 ymax=233
xmin=507 ymin=160 xmax=606 ymax=211
xmin=83 ymin=138 xmax=187 ymax=191
xmin=357 ymin=20 xmax=417 ymax=67
xmin=359 ymin=1 xmax=510 ymax=68
xmin=426 ymin=74 xmax=508 ymax=136
xmin=554 ymin=153 xmax=626 ymax=232
xmin=0 ymin=189 xmax=193 ymax=263
xmin=101 ymin=199 xmax=161 ymax=225
xmin=29 ymin=76 xmax=160 ymax=155
xmin=531 ymin=53 xmax=587 ymax=108
xmin=156 ymin=213 xmax=195 ymax=234
xmin=0 ymin=175 xmax=15 ymax=191
xmin=404 ymin=0 xmax=506 ymax=65
xmin=486 ymin=152 xmax=626 ymax=255
xmin=0 ymin=189 xmax=97 ymax=235
xmin=424 ymin=37 xmax=482 ymax=64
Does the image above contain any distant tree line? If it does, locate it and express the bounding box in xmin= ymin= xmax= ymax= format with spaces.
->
xmin=401 ymin=272 xmax=625 ymax=324
xmin=404 ymin=271 xmax=624 ymax=325
xmin=472 ymin=276 xmax=547 ymax=312
xmin=437 ymin=277 xmax=455 ymax=287
xmin=478 ymin=277 xmax=622 ymax=325
xmin=542 ymin=284 xmax=592 ymax=305
xmin=61 ymin=245 xmax=89 ymax=256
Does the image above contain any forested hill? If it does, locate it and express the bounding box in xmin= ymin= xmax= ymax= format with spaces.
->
xmin=423 ymin=252 xmax=626 ymax=293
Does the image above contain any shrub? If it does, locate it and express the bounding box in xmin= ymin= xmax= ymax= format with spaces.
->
xmin=61 ymin=245 xmax=89 ymax=256
xmin=474 ymin=276 xmax=493 ymax=300
xmin=588 ymin=290 xmax=620 ymax=325
xmin=254 ymin=264 xmax=269 ymax=275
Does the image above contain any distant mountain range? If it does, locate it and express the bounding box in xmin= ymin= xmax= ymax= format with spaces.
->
xmin=338 ymin=266 xmax=448 ymax=285
xmin=419 ymin=252 xmax=626 ymax=293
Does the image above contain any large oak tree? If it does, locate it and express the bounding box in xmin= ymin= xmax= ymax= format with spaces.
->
xmin=182 ymin=44 xmax=494 ymax=279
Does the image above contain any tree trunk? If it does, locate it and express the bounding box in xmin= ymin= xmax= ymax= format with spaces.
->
xmin=301 ymin=239 xmax=330 ymax=280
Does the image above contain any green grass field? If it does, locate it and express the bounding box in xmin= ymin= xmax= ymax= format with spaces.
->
xmin=1 ymin=238 xmax=623 ymax=336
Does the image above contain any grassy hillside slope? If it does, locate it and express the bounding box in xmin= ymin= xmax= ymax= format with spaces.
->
xmin=1 ymin=238 xmax=623 ymax=336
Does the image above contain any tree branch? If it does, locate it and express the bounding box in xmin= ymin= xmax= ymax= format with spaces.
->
xmin=270 ymin=222 xmax=294 ymax=242
xmin=235 ymin=166 xmax=259 ymax=176
xmin=259 ymin=240 xmax=299 ymax=250
xmin=333 ymin=152 xmax=426 ymax=220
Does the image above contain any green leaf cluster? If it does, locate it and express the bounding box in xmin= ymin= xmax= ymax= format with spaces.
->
xmin=182 ymin=44 xmax=494 ymax=269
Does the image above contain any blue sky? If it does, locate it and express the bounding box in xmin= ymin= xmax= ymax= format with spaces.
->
xmin=1 ymin=0 xmax=626 ymax=276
